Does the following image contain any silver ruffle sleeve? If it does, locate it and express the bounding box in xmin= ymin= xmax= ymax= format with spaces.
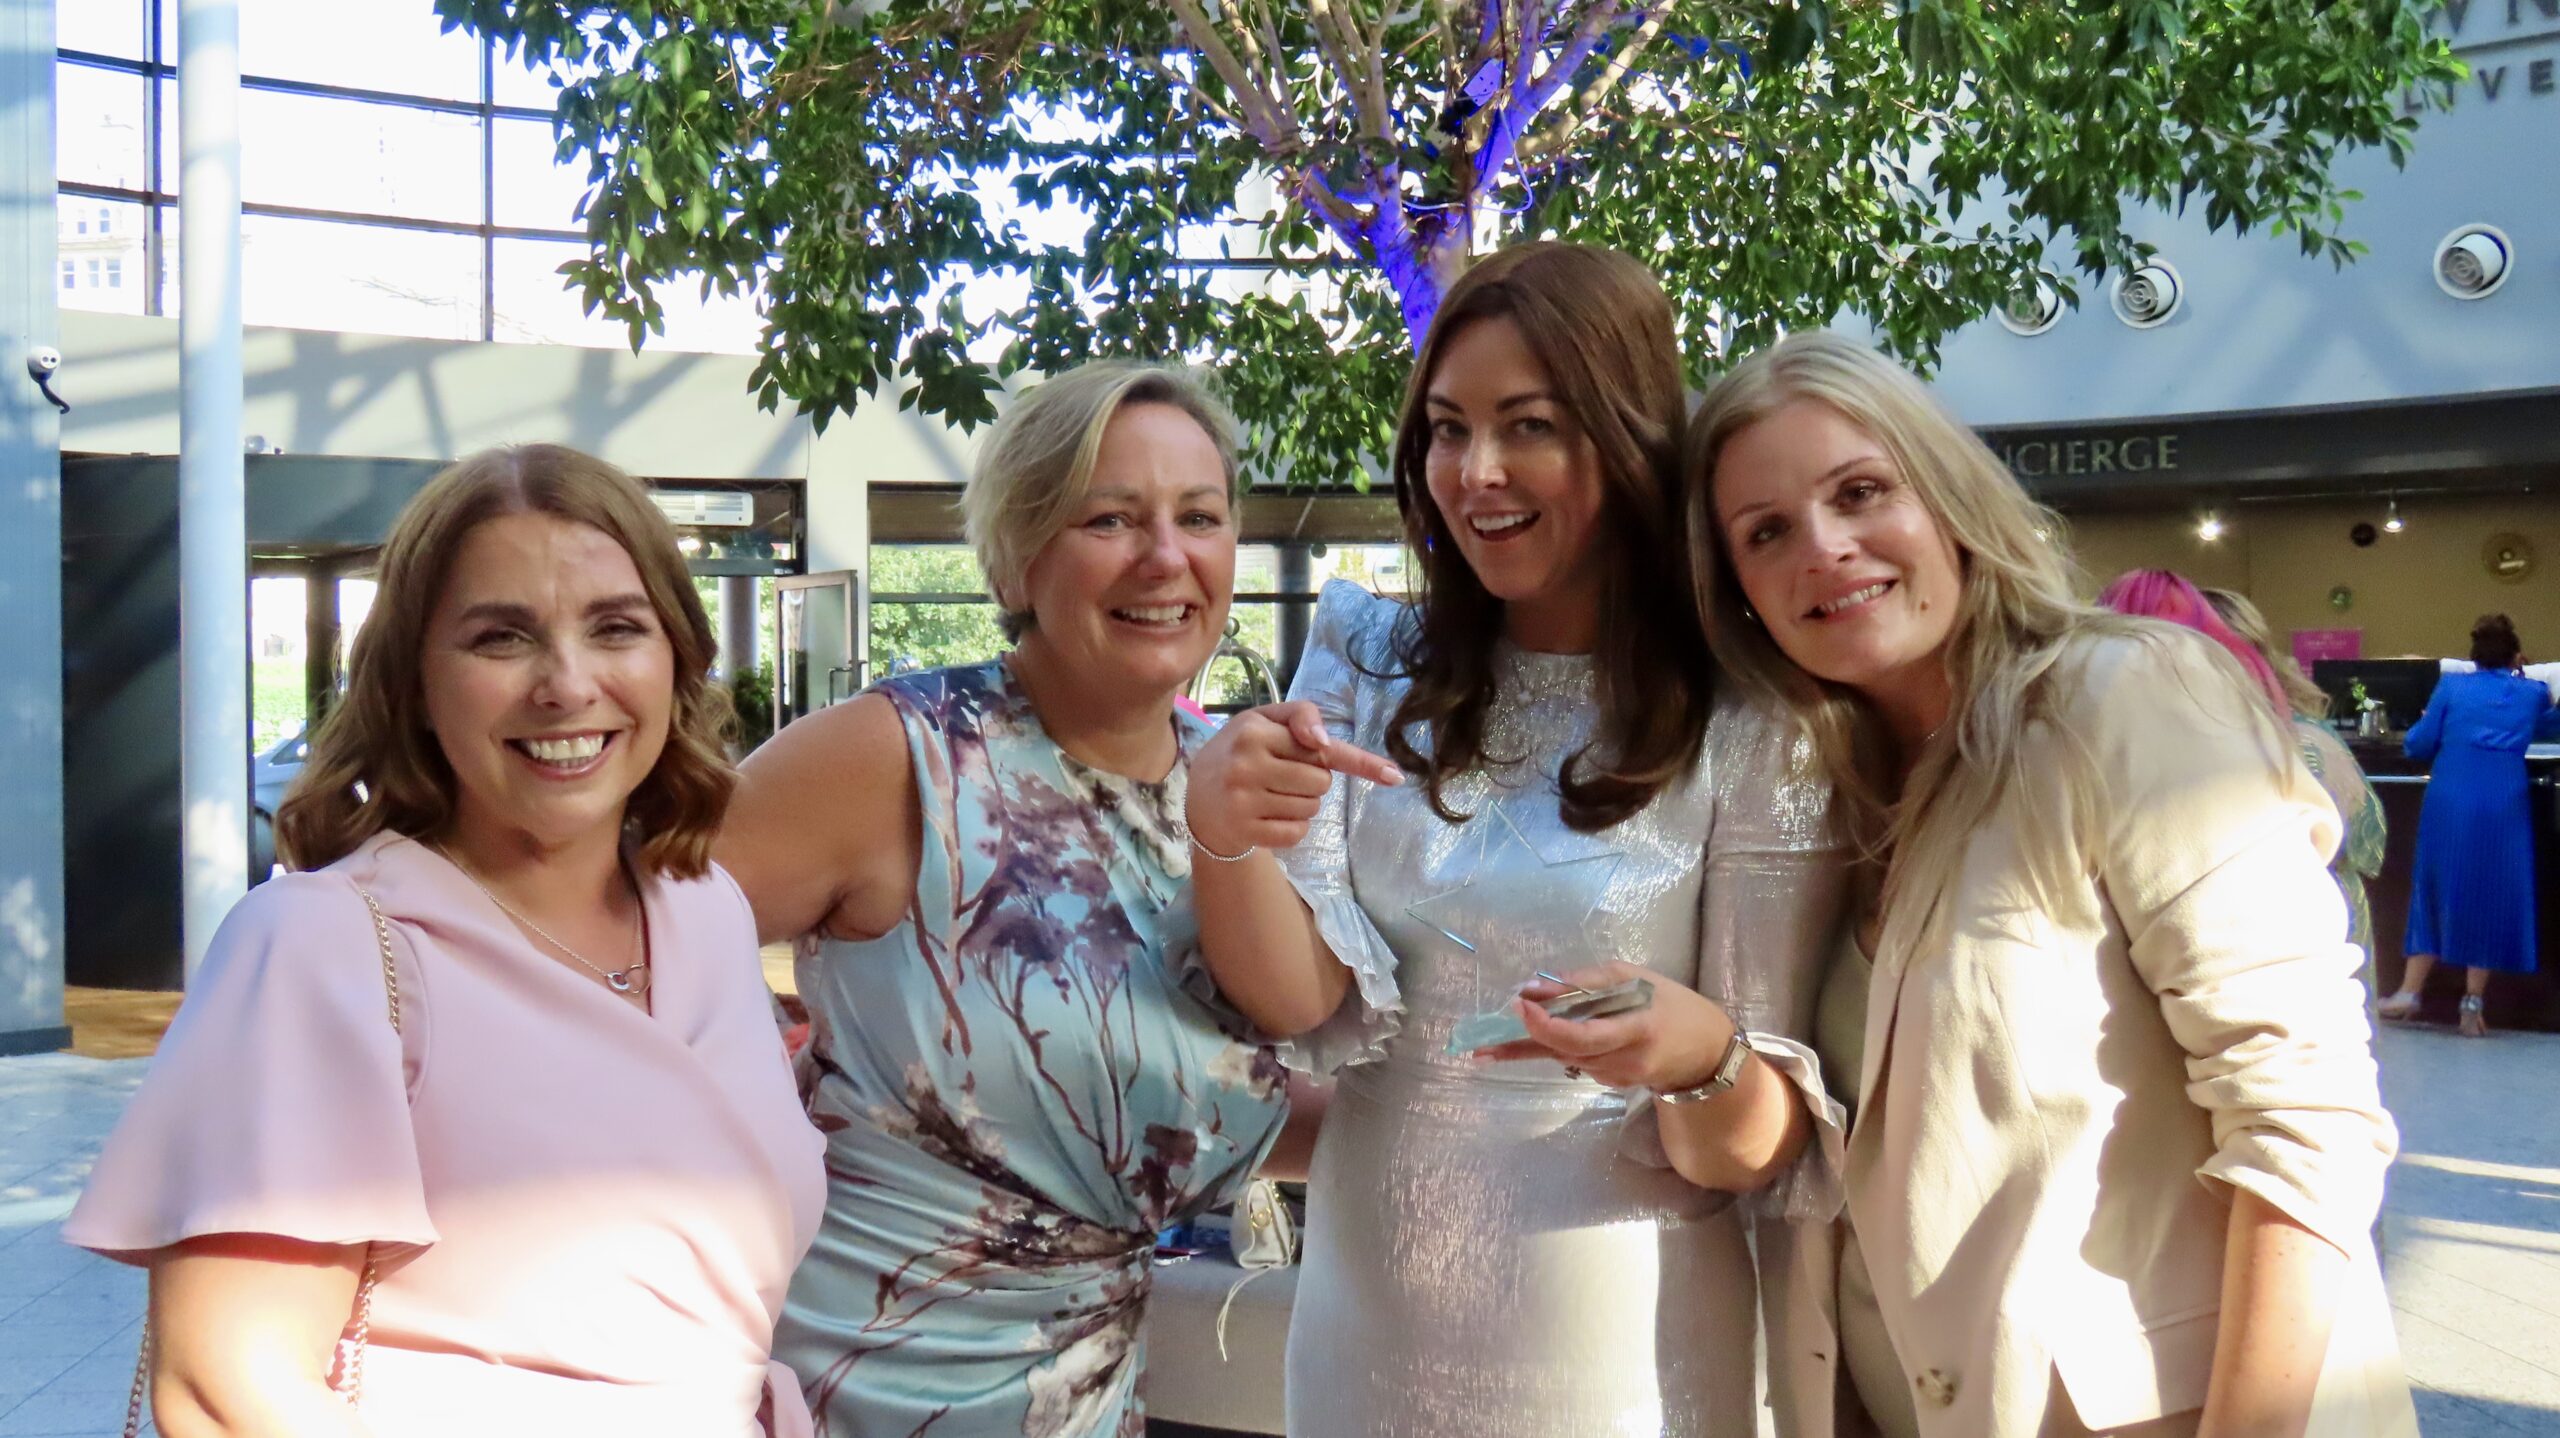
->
xmin=1690 ymin=696 xmax=1852 ymax=1222
xmin=1273 ymin=581 xmax=1411 ymax=1075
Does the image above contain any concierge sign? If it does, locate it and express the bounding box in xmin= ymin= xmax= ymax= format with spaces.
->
xmin=1993 ymin=432 xmax=2181 ymax=479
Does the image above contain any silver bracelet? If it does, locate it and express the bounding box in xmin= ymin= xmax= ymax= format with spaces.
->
xmin=1179 ymin=809 xmax=1258 ymax=864
xmin=1189 ymin=830 xmax=1259 ymax=863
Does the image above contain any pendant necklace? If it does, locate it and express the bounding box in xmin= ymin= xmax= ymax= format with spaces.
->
xmin=442 ymin=852 xmax=651 ymax=997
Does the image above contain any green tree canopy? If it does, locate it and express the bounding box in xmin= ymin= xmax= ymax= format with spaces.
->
xmin=440 ymin=0 xmax=2458 ymax=487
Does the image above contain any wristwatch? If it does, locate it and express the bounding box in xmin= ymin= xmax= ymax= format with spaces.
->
xmin=1654 ymin=1029 xmax=1752 ymax=1106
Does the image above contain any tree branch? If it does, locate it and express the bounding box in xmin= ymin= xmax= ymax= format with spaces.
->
xmin=1310 ymin=0 xmax=1393 ymax=147
xmin=1518 ymin=1 xmax=1672 ymax=162
xmin=1165 ymin=0 xmax=1299 ymax=155
xmin=1525 ymin=0 xmax=1628 ymax=117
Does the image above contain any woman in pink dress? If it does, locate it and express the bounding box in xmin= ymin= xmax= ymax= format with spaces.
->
xmin=65 ymin=445 xmax=825 ymax=1438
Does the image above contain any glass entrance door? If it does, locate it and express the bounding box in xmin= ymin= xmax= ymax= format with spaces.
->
xmin=775 ymin=570 xmax=863 ymax=730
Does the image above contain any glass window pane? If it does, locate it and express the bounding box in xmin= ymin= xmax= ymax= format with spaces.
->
xmin=493 ymin=116 xmax=591 ymax=231
xmin=491 ymin=236 xmax=617 ymax=347
xmin=243 ymin=91 xmax=483 ymax=223
xmin=1312 ymin=542 xmax=1416 ymax=596
xmin=56 ymin=61 xmax=146 ymax=190
xmin=156 ymin=76 xmax=176 ymax=192
xmin=869 ymin=603 xmax=1006 ymax=676
xmin=241 ymin=215 xmax=482 ymax=340
xmin=492 ymin=17 xmax=633 ymax=111
xmin=249 ymin=576 xmax=308 ymax=752
xmin=155 ymin=202 xmax=178 ymax=311
xmin=232 ymin=0 xmax=481 ymax=101
xmin=493 ymin=237 xmax=766 ymax=355
xmin=1200 ymin=600 xmax=1285 ymax=708
xmin=492 ymin=45 xmax=592 ymax=112
xmin=58 ymin=196 xmax=148 ymax=316
xmin=61 ymin=0 xmax=147 ymax=58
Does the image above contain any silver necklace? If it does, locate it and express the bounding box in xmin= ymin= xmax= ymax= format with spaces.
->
xmin=441 ymin=852 xmax=651 ymax=997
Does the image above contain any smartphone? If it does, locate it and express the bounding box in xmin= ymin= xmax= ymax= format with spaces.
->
xmin=1445 ymin=976 xmax=1655 ymax=1055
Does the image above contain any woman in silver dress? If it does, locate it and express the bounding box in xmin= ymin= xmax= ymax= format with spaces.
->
xmin=1183 ymin=243 xmax=1846 ymax=1436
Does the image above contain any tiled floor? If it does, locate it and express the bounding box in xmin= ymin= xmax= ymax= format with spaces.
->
xmin=2372 ymin=1024 xmax=2560 ymax=1437
xmin=1 ymin=1027 xmax=2553 ymax=1436
xmin=0 ymin=1056 xmax=149 ymax=1438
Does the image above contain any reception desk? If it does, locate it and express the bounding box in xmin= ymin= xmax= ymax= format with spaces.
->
xmin=2348 ymin=736 xmax=2560 ymax=1032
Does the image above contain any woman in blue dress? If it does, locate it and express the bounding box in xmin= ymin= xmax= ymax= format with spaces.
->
xmin=717 ymin=362 xmax=1318 ymax=1435
xmin=2382 ymin=613 xmax=2560 ymax=1036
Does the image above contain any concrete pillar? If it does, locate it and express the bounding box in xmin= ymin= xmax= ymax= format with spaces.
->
xmin=304 ymin=564 xmax=340 ymax=730
xmin=1277 ymin=543 xmax=1313 ymax=690
xmin=176 ymin=0 xmax=249 ymax=980
xmin=719 ymin=574 xmax=759 ymax=681
xmin=0 ymin=0 xmax=71 ymax=1052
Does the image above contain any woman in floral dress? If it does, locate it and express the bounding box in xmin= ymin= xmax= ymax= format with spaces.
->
xmin=717 ymin=364 xmax=1335 ymax=1435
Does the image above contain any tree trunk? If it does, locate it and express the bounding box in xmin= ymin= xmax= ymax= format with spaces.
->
xmin=1382 ymin=210 xmax=1476 ymax=353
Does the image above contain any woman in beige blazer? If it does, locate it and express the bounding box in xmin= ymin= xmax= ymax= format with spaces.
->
xmin=1683 ymin=333 xmax=2411 ymax=1438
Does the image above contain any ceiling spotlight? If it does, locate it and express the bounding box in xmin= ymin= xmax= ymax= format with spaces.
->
xmin=2384 ymin=498 xmax=2405 ymax=534
xmin=2197 ymin=514 xmax=2226 ymax=542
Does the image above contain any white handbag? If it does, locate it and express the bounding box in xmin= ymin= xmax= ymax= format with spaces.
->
xmin=1231 ymin=1179 xmax=1298 ymax=1270
xmin=1214 ymin=1180 xmax=1298 ymax=1361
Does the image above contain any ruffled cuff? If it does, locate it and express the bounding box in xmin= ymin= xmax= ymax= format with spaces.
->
xmin=1279 ymin=882 xmax=1406 ymax=1075
xmin=1610 ymin=1033 xmax=1846 ymax=1222
xmin=1733 ymin=1033 xmax=1847 ymax=1222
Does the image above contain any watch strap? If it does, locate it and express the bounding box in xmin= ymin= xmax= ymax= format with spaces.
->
xmin=1656 ymin=1028 xmax=1752 ymax=1106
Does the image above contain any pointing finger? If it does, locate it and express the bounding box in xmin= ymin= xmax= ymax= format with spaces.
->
xmin=1321 ymin=741 xmax=1404 ymax=787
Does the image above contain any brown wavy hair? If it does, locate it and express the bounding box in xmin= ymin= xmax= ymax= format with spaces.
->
xmin=276 ymin=444 xmax=735 ymax=878
xmin=1384 ymin=241 xmax=1711 ymax=831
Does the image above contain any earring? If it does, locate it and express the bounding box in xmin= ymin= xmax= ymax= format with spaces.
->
xmin=1742 ymin=604 xmax=1761 ymax=625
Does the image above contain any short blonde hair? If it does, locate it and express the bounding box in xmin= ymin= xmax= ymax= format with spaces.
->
xmin=964 ymin=362 xmax=1242 ymax=641
xmin=277 ymin=444 xmax=735 ymax=879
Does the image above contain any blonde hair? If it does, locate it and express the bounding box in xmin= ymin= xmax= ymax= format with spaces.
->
xmin=276 ymin=444 xmax=735 ymax=878
xmin=1685 ymin=332 xmax=2141 ymax=919
xmin=964 ymin=362 xmax=1242 ymax=642
xmin=2202 ymin=588 xmax=2331 ymax=718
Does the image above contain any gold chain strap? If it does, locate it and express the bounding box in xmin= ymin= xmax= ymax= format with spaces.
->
xmin=122 ymin=885 xmax=404 ymax=1438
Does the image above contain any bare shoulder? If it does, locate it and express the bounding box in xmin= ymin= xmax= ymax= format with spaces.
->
xmin=717 ymin=692 xmax=920 ymax=942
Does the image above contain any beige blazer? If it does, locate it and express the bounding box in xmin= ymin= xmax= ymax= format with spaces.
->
xmin=1766 ymin=629 xmax=2413 ymax=1438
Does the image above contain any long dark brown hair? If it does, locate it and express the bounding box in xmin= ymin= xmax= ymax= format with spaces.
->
xmin=1385 ymin=241 xmax=1711 ymax=831
xmin=276 ymin=444 xmax=736 ymax=878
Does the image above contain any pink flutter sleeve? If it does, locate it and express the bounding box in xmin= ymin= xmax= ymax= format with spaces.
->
xmin=64 ymin=870 xmax=439 ymax=1262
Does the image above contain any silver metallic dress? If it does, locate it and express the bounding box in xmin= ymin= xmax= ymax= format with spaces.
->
xmin=1279 ymin=582 xmax=1847 ymax=1438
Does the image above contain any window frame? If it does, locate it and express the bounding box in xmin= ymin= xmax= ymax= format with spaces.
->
xmin=59 ymin=2 xmax=1297 ymax=348
xmin=59 ymin=1 xmax=579 ymax=338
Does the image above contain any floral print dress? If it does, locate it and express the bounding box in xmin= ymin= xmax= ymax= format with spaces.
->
xmin=774 ymin=661 xmax=1287 ymax=1438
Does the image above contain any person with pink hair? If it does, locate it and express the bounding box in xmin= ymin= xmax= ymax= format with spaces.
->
xmin=2098 ymin=570 xmax=2388 ymax=981
xmin=2094 ymin=569 xmax=2288 ymax=709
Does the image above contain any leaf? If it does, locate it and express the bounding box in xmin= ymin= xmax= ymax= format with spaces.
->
xmin=434 ymin=0 xmax=2455 ymax=489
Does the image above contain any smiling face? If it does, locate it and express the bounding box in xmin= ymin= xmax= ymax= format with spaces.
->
xmin=1710 ymin=397 xmax=1965 ymax=731
xmin=418 ymin=511 xmax=675 ymax=855
xmin=1012 ymin=400 xmax=1237 ymax=699
xmin=1420 ymin=315 xmax=1611 ymax=650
